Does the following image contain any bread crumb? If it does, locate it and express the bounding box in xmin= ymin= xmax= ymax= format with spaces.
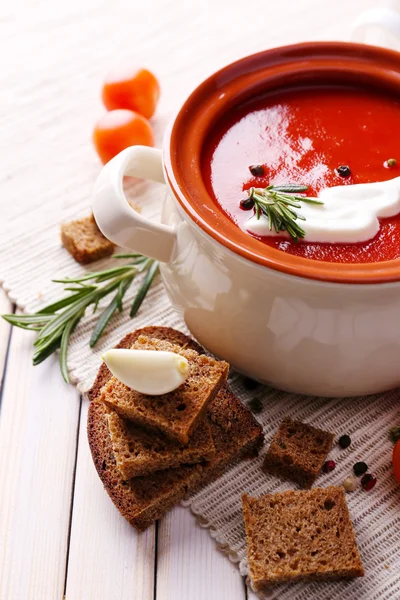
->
xmin=61 ymin=214 xmax=115 ymax=264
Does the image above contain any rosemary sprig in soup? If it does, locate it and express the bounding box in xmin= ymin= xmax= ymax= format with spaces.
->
xmin=241 ymin=184 xmax=324 ymax=242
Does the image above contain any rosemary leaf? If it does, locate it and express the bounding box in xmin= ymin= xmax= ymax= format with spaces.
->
xmin=137 ymin=257 xmax=154 ymax=273
xmin=113 ymin=253 xmax=146 ymax=259
xmin=278 ymin=203 xmax=300 ymax=223
xmin=299 ymin=196 xmax=324 ymax=205
xmin=271 ymin=193 xmax=302 ymax=208
xmin=37 ymin=274 xmax=127 ymax=342
xmin=130 ymin=261 xmax=159 ymax=317
xmin=91 ymin=267 xmax=135 ymax=283
xmin=60 ymin=311 xmax=83 ymax=383
xmin=64 ymin=286 xmax=97 ymax=293
xmin=270 ymin=184 xmax=309 ymax=193
xmin=2 ymin=314 xmax=52 ymax=326
xmin=33 ymin=336 xmax=63 ymax=365
xmin=35 ymin=291 xmax=96 ymax=342
xmin=267 ymin=210 xmax=273 ymax=231
xmin=52 ymin=274 xmax=102 ymax=284
xmin=92 ymin=299 xmax=99 ymax=314
xmin=34 ymin=322 xmax=66 ymax=349
xmin=53 ymin=265 xmax=133 ymax=284
xmin=2 ymin=321 xmax=44 ymax=332
xmin=273 ymin=203 xmax=286 ymax=220
xmin=116 ymin=279 xmax=127 ymax=312
xmin=89 ymin=276 xmax=134 ymax=348
xmin=36 ymin=291 xmax=91 ymax=314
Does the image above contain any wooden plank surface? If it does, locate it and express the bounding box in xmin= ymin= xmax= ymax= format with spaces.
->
xmin=0 ymin=289 xmax=12 ymax=389
xmin=0 ymin=321 xmax=80 ymax=600
xmin=157 ymin=506 xmax=246 ymax=600
xmin=65 ymin=400 xmax=156 ymax=600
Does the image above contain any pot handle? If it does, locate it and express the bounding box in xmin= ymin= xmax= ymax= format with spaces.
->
xmin=352 ymin=7 xmax=400 ymax=45
xmin=92 ymin=145 xmax=176 ymax=263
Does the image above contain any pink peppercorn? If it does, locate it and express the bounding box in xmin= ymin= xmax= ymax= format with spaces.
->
xmin=322 ymin=460 xmax=336 ymax=473
xmin=361 ymin=473 xmax=377 ymax=491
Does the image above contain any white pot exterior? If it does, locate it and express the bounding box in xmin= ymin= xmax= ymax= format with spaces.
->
xmin=158 ymin=190 xmax=400 ymax=397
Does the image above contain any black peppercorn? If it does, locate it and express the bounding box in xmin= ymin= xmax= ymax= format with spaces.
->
xmin=338 ymin=434 xmax=351 ymax=449
xmin=248 ymin=398 xmax=263 ymax=414
xmin=353 ymin=461 xmax=368 ymax=476
xmin=336 ymin=165 xmax=351 ymax=178
xmin=390 ymin=426 xmax=400 ymax=443
xmin=240 ymin=197 xmax=255 ymax=210
xmin=243 ymin=377 xmax=259 ymax=390
xmin=249 ymin=164 xmax=265 ymax=177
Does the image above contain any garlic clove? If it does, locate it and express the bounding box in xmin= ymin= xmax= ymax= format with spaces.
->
xmin=102 ymin=348 xmax=189 ymax=395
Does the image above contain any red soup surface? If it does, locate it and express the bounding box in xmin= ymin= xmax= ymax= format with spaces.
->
xmin=202 ymin=86 xmax=400 ymax=263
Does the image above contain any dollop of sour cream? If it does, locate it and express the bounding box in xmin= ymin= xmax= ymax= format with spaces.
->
xmin=246 ymin=177 xmax=400 ymax=243
xmin=102 ymin=349 xmax=189 ymax=395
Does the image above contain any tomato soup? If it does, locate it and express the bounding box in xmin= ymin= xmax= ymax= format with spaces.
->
xmin=202 ymin=86 xmax=400 ymax=263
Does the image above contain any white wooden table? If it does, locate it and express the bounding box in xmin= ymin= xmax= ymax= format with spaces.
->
xmin=1 ymin=1 xmax=398 ymax=598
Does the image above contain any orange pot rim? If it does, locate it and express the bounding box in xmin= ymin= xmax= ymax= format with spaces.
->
xmin=163 ymin=41 xmax=400 ymax=284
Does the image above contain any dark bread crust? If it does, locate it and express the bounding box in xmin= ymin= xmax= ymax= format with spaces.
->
xmin=87 ymin=326 xmax=263 ymax=530
xmin=88 ymin=401 xmax=204 ymax=529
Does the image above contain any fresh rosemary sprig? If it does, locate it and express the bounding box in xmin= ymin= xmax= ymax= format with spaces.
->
xmin=2 ymin=254 xmax=159 ymax=383
xmin=248 ymin=184 xmax=324 ymax=241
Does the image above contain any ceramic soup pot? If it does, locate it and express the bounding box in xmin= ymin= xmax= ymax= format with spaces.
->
xmin=93 ymin=36 xmax=400 ymax=397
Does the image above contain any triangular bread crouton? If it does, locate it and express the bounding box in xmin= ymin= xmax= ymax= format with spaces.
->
xmin=98 ymin=335 xmax=229 ymax=444
xmin=107 ymin=408 xmax=215 ymax=479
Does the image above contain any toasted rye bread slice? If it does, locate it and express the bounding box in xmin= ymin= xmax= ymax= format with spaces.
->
xmin=242 ymin=487 xmax=364 ymax=590
xmin=88 ymin=327 xmax=264 ymax=530
xmin=263 ymin=418 xmax=335 ymax=488
xmin=99 ymin=335 xmax=229 ymax=444
xmin=107 ymin=409 xmax=215 ymax=479
xmin=61 ymin=214 xmax=115 ymax=264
